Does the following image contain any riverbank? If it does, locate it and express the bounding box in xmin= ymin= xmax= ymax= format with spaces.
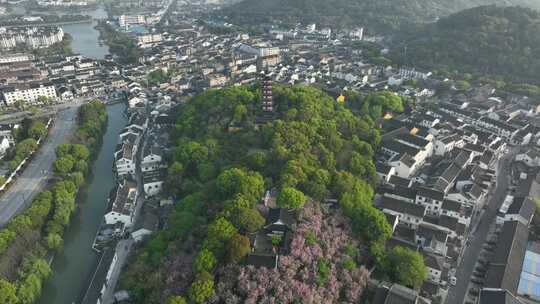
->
xmin=0 ymin=19 xmax=93 ymax=27
xmin=95 ymin=21 xmax=141 ymax=64
xmin=2 ymin=5 xmax=109 ymax=59
xmin=0 ymin=101 xmax=109 ymax=303
xmin=38 ymin=102 xmax=128 ymax=304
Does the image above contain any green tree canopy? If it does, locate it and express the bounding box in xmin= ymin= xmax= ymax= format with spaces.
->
xmin=167 ymin=296 xmax=187 ymax=304
xmin=193 ymin=248 xmax=217 ymax=274
xmin=53 ymin=156 xmax=75 ymax=176
xmin=0 ymin=279 xmax=18 ymax=304
xmin=227 ymin=233 xmax=251 ymax=263
xmin=277 ymin=187 xmax=305 ymax=210
xmin=216 ymin=168 xmax=264 ymax=201
xmin=188 ymin=272 xmax=215 ymax=304
xmin=28 ymin=121 xmax=47 ymax=140
xmin=382 ymin=246 xmax=428 ymax=289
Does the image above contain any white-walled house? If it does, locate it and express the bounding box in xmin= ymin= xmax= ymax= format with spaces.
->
xmin=104 ymin=181 xmax=138 ymax=228
xmin=434 ymin=134 xmax=461 ymax=156
xmin=389 ymin=153 xmax=418 ymax=178
xmin=441 ymin=199 xmax=472 ymax=226
xmin=379 ymin=196 xmax=426 ymax=229
xmin=415 ymin=187 xmax=445 ymax=216
xmin=0 ymin=136 xmax=11 ymax=157
xmin=141 ymin=145 xmax=164 ymax=172
xmin=142 ymin=170 xmax=165 ymax=197
xmin=115 ymin=143 xmax=137 ymax=176
xmin=424 ymin=254 xmax=445 ymax=284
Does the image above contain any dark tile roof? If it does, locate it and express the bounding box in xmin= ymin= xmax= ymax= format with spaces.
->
xmin=485 ymin=221 xmax=528 ymax=294
xmin=383 ymin=140 xmax=420 ymax=157
xmin=266 ymin=208 xmax=296 ymax=227
xmin=440 ymin=163 xmax=462 ymax=184
xmin=478 ymin=288 xmax=524 ymax=304
xmin=384 ymin=212 xmax=398 ymax=227
xmin=385 ymin=284 xmax=419 ymax=304
xmin=417 ymin=186 xmax=445 ymax=201
xmin=438 ymin=215 xmax=459 ymax=232
xmin=381 ymin=185 xmax=417 ymax=201
xmin=441 ymin=133 xmax=460 ymax=144
xmin=387 ymin=236 xmax=419 ymax=251
xmin=421 ymin=280 xmax=440 ymax=297
xmin=388 ymin=176 xmax=413 ymax=188
xmin=506 ymin=197 xmax=535 ymax=224
xmin=423 ymin=253 xmax=444 ymax=270
xmin=399 ymin=153 xmax=416 ymax=168
xmin=111 ymin=180 xmax=137 ymax=215
xmin=480 ymin=150 xmax=494 ymax=165
xmin=468 ymin=183 xmax=485 ymax=200
xmin=454 ymin=150 xmax=472 ymax=168
xmin=379 ymin=196 xmax=426 ymax=218
xmin=399 ymin=133 xmax=430 ymax=149
xmin=376 ymin=162 xmax=394 ymax=175
xmin=373 ymin=284 xmax=391 ymax=304
xmin=442 ymin=199 xmax=461 ymax=212
xmin=246 ymin=253 xmax=277 ymax=269
xmin=417 ymin=222 xmax=449 ymax=243
xmin=464 ymin=143 xmax=486 ymax=154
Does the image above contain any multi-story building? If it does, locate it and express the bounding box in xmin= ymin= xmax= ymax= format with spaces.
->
xmin=238 ymin=43 xmax=280 ymax=58
xmin=1 ymin=82 xmax=57 ymax=105
xmin=118 ymin=15 xmax=147 ymax=28
xmin=0 ymin=26 xmax=64 ymax=50
xmin=0 ymin=53 xmax=34 ymax=64
xmin=137 ymin=33 xmax=163 ymax=46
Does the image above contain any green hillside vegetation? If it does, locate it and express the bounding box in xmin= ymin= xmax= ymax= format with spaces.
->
xmin=221 ymin=0 xmax=540 ymax=32
xmin=391 ymin=5 xmax=540 ymax=86
xmin=120 ymin=85 xmax=426 ymax=303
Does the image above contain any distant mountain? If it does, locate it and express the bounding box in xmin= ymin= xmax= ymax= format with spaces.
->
xmin=391 ymin=5 xmax=540 ymax=83
xmin=220 ymin=0 xmax=540 ymax=32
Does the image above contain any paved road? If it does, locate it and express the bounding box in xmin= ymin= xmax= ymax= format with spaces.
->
xmin=0 ymin=97 xmax=99 ymax=124
xmin=99 ymin=239 xmax=134 ymax=304
xmin=446 ymin=148 xmax=518 ymax=304
xmin=0 ymin=106 xmax=79 ymax=226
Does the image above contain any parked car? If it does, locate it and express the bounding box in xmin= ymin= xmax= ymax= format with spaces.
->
xmin=477 ymin=259 xmax=488 ymax=266
xmin=473 ymin=271 xmax=484 ymax=278
xmin=483 ymin=245 xmax=495 ymax=252
xmin=471 ymin=278 xmax=484 ymax=285
xmin=450 ymin=276 xmax=457 ymax=286
xmin=475 ymin=266 xmax=487 ymax=272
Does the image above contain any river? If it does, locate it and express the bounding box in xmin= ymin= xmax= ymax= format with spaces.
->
xmin=10 ymin=5 xmax=109 ymax=59
xmin=38 ymin=103 xmax=128 ymax=304
xmin=61 ymin=7 xmax=109 ymax=59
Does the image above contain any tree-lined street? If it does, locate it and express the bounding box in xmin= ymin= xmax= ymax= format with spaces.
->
xmin=0 ymin=106 xmax=79 ymax=226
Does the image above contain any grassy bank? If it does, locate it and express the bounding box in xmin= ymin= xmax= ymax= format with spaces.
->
xmin=0 ymin=101 xmax=108 ymax=304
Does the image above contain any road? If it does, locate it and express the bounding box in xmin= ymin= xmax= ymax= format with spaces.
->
xmin=99 ymin=239 xmax=134 ymax=304
xmin=0 ymin=97 xmax=96 ymax=124
xmin=446 ymin=148 xmax=518 ymax=304
xmin=0 ymin=105 xmax=79 ymax=226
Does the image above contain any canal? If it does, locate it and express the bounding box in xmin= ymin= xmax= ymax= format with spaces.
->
xmin=38 ymin=103 xmax=128 ymax=304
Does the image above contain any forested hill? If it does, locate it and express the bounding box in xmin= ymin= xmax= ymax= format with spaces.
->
xmin=119 ymin=85 xmax=424 ymax=303
xmin=391 ymin=5 xmax=540 ymax=83
xmin=220 ymin=0 xmax=540 ymax=32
